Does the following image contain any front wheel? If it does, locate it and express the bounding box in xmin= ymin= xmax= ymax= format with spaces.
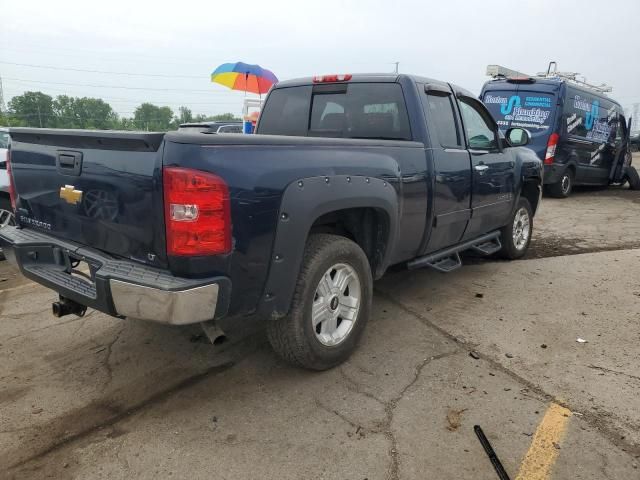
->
xmin=498 ymin=197 xmax=533 ymax=260
xmin=267 ymin=234 xmax=372 ymax=370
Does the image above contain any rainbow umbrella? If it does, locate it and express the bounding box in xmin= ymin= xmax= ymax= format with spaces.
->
xmin=211 ymin=62 xmax=278 ymax=95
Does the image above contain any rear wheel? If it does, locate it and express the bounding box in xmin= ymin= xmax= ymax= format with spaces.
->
xmin=547 ymin=168 xmax=574 ymax=198
xmin=267 ymin=234 xmax=372 ymax=370
xmin=498 ymin=197 xmax=533 ymax=260
xmin=626 ymin=166 xmax=640 ymax=190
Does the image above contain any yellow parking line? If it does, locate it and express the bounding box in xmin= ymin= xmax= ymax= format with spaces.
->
xmin=515 ymin=403 xmax=572 ymax=480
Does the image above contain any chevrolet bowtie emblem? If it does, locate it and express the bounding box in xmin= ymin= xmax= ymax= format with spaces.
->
xmin=60 ymin=185 xmax=83 ymax=205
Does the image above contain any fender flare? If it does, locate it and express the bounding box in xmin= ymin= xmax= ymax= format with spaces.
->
xmin=257 ymin=175 xmax=399 ymax=319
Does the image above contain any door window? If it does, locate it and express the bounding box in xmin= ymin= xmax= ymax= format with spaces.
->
xmin=425 ymin=92 xmax=461 ymax=149
xmin=458 ymin=98 xmax=498 ymax=150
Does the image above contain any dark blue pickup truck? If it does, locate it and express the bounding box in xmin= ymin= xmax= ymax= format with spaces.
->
xmin=0 ymin=74 xmax=542 ymax=370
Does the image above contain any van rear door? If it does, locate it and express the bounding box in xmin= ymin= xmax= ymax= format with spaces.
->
xmin=482 ymin=86 xmax=557 ymax=160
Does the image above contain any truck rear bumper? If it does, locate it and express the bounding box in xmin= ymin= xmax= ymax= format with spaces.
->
xmin=0 ymin=226 xmax=230 ymax=325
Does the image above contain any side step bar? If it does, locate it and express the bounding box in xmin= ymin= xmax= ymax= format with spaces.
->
xmin=407 ymin=231 xmax=501 ymax=272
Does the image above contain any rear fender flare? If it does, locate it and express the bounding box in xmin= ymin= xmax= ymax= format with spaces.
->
xmin=257 ymin=175 xmax=399 ymax=319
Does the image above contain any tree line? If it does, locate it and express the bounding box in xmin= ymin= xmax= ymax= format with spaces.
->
xmin=0 ymin=91 xmax=240 ymax=131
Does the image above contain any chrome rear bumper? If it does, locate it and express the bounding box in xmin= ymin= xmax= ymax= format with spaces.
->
xmin=110 ymin=280 xmax=220 ymax=325
xmin=0 ymin=226 xmax=230 ymax=325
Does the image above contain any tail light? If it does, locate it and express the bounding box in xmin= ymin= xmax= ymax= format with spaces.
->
xmin=544 ymin=133 xmax=560 ymax=165
xmin=163 ymin=167 xmax=231 ymax=256
xmin=312 ymin=74 xmax=352 ymax=83
xmin=6 ymin=149 xmax=16 ymax=211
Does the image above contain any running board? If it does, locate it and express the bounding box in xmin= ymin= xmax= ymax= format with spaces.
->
xmin=470 ymin=237 xmax=502 ymax=255
xmin=407 ymin=231 xmax=501 ymax=272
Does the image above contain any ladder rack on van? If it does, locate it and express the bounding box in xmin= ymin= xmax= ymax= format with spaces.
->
xmin=486 ymin=61 xmax=613 ymax=94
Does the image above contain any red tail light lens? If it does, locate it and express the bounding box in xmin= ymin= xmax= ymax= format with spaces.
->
xmin=163 ymin=167 xmax=231 ymax=256
xmin=6 ymin=149 xmax=16 ymax=211
xmin=544 ymin=133 xmax=560 ymax=165
xmin=312 ymin=74 xmax=352 ymax=83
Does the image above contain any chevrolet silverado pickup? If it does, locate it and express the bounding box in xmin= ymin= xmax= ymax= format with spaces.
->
xmin=0 ymin=73 xmax=543 ymax=370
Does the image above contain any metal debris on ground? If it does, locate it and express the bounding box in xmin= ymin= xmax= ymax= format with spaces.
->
xmin=474 ymin=425 xmax=511 ymax=480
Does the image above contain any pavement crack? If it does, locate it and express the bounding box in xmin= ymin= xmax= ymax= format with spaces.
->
xmin=100 ymin=324 xmax=126 ymax=391
xmin=343 ymin=351 xmax=459 ymax=480
xmin=587 ymin=364 xmax=640 ymax=382
xmin=338 ymin=368 xmax=385 ymax=406
xmin=7 ymin=361 xmax=237 ymax=471
xmin=377 ymin=288 xmax=640 ymax=458
xmin=315 ymin=399 xmax=361 ymax=430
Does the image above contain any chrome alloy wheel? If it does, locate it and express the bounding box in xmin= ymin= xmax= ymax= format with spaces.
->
xmin=0 ymin=209 xmax=14 ymax=228
xmin=561 ymin=174 xmax=571 ymax=195
xmin=512 ymin=207 xmax=530 ymax=250
xmin=312 ymin=263 xmax=361 ymax=346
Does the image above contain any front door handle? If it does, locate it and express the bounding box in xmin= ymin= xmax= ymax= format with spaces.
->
xmin=474 ymin=165 xmax=489 ymax=172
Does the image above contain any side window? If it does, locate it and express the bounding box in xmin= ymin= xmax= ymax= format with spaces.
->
xmin=425 ymin=92 xmax=461 ymax=148
xmin=258 ymin=86 xmax=311 ymax=136
xmin=458 ymin=97 xmax=498 ymax=150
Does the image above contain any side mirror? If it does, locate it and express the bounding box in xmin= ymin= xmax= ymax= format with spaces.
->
xmin=505 ymin=127 xmax=531 ymax=147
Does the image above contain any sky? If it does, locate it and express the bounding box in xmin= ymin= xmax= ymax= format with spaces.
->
xmin=1 ymin=0 xmax=639 ymax=122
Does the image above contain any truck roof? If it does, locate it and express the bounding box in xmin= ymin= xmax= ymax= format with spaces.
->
xmin=275 ymin=73 xmax=474 ymax=98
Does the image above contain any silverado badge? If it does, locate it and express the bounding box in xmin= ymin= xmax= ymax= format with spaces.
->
xmin=60 ymin=185 xmax=83 ymax=205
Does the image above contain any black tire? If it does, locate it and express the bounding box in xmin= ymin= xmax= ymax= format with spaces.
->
xmin=498 ymin=197 xmax=533 ymax=260
xmin=626 ymin=166 xmax=640 ymax=190
xmin=267 ymin=234 xmax=372 ymax=371
xmin=547 ymin=168 xmax=574 ymax=198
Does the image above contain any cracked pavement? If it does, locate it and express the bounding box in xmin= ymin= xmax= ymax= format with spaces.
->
xmin=1 ymin=184 xmax=639 ymax=479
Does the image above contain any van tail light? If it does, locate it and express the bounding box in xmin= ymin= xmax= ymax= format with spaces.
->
xmin=6 ymin=149 xmax=16 ymax=211
xmin=163 ymin=167 xmax=231 ymax=256
xmin=544 ymin=133 xmax=560 ymax=165
xmin=312 ymin=74 xmax=352 ymax=83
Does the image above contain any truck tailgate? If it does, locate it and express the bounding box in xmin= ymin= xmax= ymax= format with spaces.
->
xmin=9 ymin=129 xmax=167 ymax=268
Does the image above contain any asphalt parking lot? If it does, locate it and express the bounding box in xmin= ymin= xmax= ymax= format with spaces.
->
xmin=1 ymin=180 xmax=639 ymax=479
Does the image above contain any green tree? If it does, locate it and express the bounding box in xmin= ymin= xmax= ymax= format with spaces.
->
xmin=53 ymin=96 xmax=118 ymax=129
xmin=133 ymin=103 xmax=174 ymax=131
xmin=177 ymin=106 xmax=193 ymax=125
xmin=8 ymin=91 xmax=55 ymax=127
xmin=191 ymin=112 xmax=241 ymax=123
xmin=211 ymin=112 xmax=240 ymax=122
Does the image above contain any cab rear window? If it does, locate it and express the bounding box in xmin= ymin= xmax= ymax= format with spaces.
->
xmin=258 ymin=83 xmax=412 ymax=140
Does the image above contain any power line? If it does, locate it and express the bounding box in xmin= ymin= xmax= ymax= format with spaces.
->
xmin=0 ymin=60 xmax=205 ymax=79
xmin=3 ymin=77 xmax=223 ymax=93
xmin=3 ymin=85 xmax=242 ymax=103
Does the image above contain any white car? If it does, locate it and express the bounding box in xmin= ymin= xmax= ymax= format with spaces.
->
xmin=0 ymin=127 xmax=14 ymax=259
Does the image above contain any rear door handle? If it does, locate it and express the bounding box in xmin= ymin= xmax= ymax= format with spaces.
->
xmin=474 ymin=165 xmax=489 ymax=172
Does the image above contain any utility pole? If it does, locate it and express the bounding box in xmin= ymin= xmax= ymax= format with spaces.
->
xmin=0 ymin=74 xmax=6 ymax=119
xmin=393 ymin=62 xmax=399 ymax=74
